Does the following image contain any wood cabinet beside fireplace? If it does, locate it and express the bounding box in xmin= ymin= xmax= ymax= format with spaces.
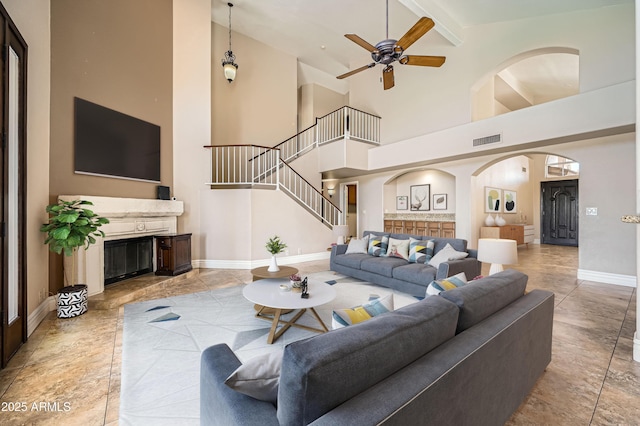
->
xmin=155 ymin=233 xmax=193 ymax=276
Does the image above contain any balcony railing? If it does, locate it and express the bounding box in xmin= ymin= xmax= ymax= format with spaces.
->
xmin=205 ymin=144 xmax=279 ymax=187
xmin=317 ymin=106 xmax=381 ymax=145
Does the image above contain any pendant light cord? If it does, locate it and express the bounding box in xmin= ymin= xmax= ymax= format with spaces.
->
xmin=228 ymin=2 xmax=233 ymax=53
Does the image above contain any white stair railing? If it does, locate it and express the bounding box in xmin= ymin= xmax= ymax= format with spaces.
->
xmin=274 ymin=124 xmax=317 ymax=163
xmin=279 ymin=160 xmax=340 ymax=227
xmin=203 ymin=106 xmax=380 ymax=228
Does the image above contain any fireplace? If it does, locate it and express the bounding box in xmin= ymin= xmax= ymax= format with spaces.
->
xmin=104 ymin=236 xmax=154 ymax=285
xmin=59 ymin=195 xmax=184 ymax=296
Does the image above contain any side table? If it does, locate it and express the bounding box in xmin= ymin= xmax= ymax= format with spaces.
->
xmin=250 ymin=265 xmax=298 ymax=281
xmin=155 ymin=233 xmax=193 ymax=276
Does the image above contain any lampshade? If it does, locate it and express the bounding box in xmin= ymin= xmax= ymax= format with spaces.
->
xmin=223 ymin=60 xmax=237 ymax=82
xmin=477 ymin=238 xmax=518 ymax=275
xmin=333 ymin=225 xmax=350 ymax=245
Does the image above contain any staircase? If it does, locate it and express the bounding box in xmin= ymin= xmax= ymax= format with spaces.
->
xmin=203 ymin=106 xmax=381 ymax=229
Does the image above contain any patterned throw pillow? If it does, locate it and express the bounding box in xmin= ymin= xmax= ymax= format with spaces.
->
xmin=332 ymin=294 xmax=394 ymax=329
xmin=426 ymin=272 xmax=468 ymax=297
xmin=367 ymin=233 xmax=389 ymax=256
xmin=385 ymin=238 xmax=410 ymax=261
xmin=409 ymin=238 xmax=435 ymax=263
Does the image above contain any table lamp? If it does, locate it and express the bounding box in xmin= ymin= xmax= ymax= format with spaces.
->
xmin=333 ymin=225 xmax=350 ymax=245
xmin=477 ymin=238 xmax=518 ymax=275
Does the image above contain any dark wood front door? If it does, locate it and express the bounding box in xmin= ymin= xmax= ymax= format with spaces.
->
xmin=541 ymin=180 xmax=579 ymax=246
xmin=0 ymin=2 xmax=27 ymax=368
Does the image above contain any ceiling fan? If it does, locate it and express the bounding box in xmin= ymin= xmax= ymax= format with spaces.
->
xmin=336 ymin=0 xmax=446 ymax=90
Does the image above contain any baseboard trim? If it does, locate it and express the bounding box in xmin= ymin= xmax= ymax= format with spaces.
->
xmin=194 ymin=251 xmax=331 ymax=270
xmin=577 ymin=269 xmax=637 ymax=288
xmin=27 ymin=296 xmax=56 ymax=337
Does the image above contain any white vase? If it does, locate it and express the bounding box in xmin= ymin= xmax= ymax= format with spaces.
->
xmin=485 ymin=214 xmax=495 ymax=226
xmin=495 ymin=215 xmax=507 ymax=226
xmin=267 ymin=255 xmax=280 ymax=272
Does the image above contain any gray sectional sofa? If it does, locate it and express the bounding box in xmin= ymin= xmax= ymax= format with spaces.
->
xmin=201 ymin=269 xmax=554 ymax=425
xmin=330 ymin=230 xmax=482 ymax=297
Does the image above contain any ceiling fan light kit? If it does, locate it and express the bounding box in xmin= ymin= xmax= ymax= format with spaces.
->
xmin=337 ymin=1 xmax=445 ymax=90
xmin=221 ymin=2 xmax=238 ymax=83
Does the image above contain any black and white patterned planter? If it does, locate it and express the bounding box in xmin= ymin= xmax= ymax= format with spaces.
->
xmin=57 ymin=284 xmax=88 ymax=318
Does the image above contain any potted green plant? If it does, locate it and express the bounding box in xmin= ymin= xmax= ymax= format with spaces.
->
xmin=40 ymin=199 xmax=109 ymax=318
xmin=265 ymin=235 xmax=287 ymax=272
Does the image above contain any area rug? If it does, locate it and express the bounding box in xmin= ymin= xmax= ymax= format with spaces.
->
xmin=119 ymin=271 xmax=419 ymax=425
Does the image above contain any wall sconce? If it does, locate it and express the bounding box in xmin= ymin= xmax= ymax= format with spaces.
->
xmin=221 ymin=3 xmax=238 ymax=82
xmin=327 ymin=187 xmax=335 ymax=197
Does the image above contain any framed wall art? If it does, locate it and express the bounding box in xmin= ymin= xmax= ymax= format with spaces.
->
xmin=485 ymin=187 xmax=502 ymax=213
xmin=433 ymin=193 xmax=447 ymax=210
xmin=396 ymin=196 xmax=408 ymax=210
xmin=503 ymin=190 xmax=517 ymax=213
xmin=410 ymin=184 xmax=430 ymax=211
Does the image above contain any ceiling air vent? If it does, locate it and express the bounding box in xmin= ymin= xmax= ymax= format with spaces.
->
xmin=473 ymin=133 xmax=502 ymax=147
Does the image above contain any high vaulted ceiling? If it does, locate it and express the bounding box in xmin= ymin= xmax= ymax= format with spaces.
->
xmin=211 ymin=0 xmax=632 ymax=100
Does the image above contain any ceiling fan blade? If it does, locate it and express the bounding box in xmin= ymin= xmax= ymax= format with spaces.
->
xmin=336 ymin=63 xmax=376 ymax=80
xmin=382 ymin=65 xmax=394 ymax=90
xmin=344 ymin=34 xmax=378 ymax=53
xmin=399 ymin=55 xmax=446 ymax=67
xmin=396 ymin=17 xmax=435 ymax=51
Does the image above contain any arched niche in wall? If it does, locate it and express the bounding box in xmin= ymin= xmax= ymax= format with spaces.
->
xmin=471 ymin=47 xmax=579 ymax=121
xmin=383 ymin=169 xmax=456 ymax=215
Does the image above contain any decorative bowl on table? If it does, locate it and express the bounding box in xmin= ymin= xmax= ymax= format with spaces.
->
xmin=290 ymin=274 xmax=302 ymax=292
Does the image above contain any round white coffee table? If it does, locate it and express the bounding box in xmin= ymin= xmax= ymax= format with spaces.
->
xmin=243 ymin=278 xmax=336 ymax=344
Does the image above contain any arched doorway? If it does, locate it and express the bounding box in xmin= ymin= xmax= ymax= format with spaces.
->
xmin=473 ymin=152 xmax=580 ymax=248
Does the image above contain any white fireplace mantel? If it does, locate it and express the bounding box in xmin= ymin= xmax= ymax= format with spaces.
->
xmin=59 ymin=195 xmax=185 ymax=296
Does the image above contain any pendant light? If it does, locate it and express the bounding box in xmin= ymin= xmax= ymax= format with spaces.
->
xmin=221 ymin=2 xmax=238 ymax=82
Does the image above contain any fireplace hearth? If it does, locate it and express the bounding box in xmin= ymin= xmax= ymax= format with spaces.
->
xmin=59 ymin=195 xmax=184 ymax=296
xmin=104 ymin=236 xmax=153 ymax=285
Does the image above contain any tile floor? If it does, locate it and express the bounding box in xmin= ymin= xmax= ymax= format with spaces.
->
xmin=0 ymin=244 xmax=638 ymax=425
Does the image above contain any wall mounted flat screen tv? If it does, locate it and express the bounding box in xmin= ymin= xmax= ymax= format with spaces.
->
xmin=74 ymin=97 xmax=161 ymax=182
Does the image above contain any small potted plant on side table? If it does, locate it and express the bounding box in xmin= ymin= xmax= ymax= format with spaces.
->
xmin=40 ymin=199 xmax=109 ymax=318
xmin=265 ymin=235 xmax=287 ymax=272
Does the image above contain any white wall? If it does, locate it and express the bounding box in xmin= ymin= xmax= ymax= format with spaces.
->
xmin=475 ymin=155 xmax=533 ymax=229
xmin=3 ymin=0 xmax=52 ymax=323
xmin=347 ymin=4 xmax=634 ymax=144
xmin=551 ymin=134 xmax=636 ymax=278
xmin=211 ymin=22 xmax=298 ymax=147
xmin=173 ymin=0 xmax=212 ymax=261
xmin=197 ymin=188 xmax=333 ymax=267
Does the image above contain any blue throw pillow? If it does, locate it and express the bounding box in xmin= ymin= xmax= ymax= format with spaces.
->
xmin=409 ymin=238 xmax=435 ymax=263
xmin=426 ymin=272 xmax=467 ymax=296
xmin=367 ymin=233 xmax=389 ymax=256
xmin=332 ymin=294 xmax=394 ymax=329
